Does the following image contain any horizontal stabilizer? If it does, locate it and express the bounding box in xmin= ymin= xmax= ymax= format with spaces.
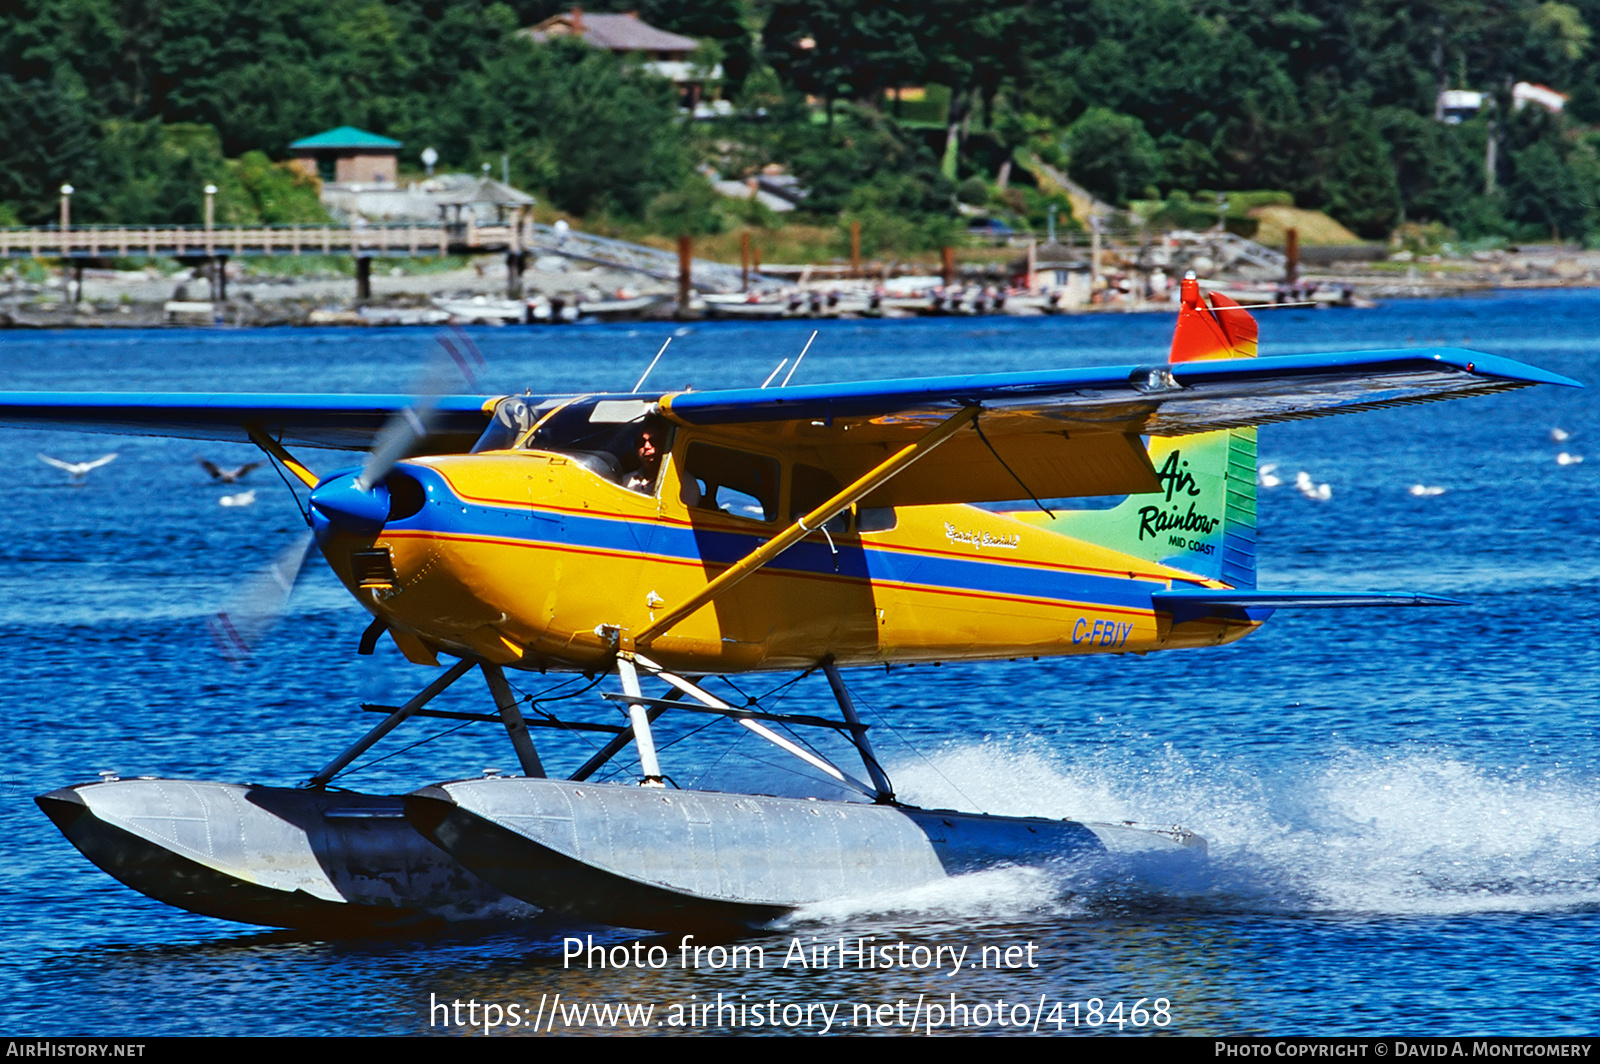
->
xmin=1154 ymin=589 xmax=1463 ymax=609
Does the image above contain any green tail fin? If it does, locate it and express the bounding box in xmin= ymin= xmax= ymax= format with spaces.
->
xmin=1020 ymin=428 xmax=1258 ymax=587
xmin=1014 ymin=273 xmax=1262 ymax=585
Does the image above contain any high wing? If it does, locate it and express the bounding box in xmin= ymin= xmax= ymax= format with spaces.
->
xmin=657 ymin=348 xmax=1579 ymax=506
xmin=0 ymin=348 xmax=1577 ymax=505
xmin=0 ymin=392 xmax=504 ymax=453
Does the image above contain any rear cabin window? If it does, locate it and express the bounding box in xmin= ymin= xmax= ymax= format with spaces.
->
xmin=856 ymin=506 xmax=897 ymax=533
xmin=685 ymin=443 xmax=779 ymax=522
xmin=790 ymin=463 xmax=849 ymax=533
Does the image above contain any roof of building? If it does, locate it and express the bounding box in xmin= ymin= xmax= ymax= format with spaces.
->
xmin=289 ymin=126 xmax=403 ymax=151
xmin=527 ymin=10 xmax=698 ymax=53
xmin=1513 ymin=81 xmax=1568 ymax=112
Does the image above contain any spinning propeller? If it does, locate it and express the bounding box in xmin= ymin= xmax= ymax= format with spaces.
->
xmin=209 ymin=330 xmax=486 ymax=661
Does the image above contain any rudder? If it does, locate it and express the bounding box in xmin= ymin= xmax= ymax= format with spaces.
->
xmin=1017 ymin=274 xmax=1258 ymax=587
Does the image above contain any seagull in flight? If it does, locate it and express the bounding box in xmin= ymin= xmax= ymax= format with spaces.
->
xmin=39 ymin=452 xmax=118 ymax=484
xmin=198 ymin=458 xmax=263 ymax=484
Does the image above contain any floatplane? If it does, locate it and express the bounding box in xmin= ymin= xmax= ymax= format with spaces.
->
xmin=3 ymin=276 xmax=1578 ymax=933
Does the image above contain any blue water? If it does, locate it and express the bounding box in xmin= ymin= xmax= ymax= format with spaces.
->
xmin=2 ymin=294 xmax=1597 ymax=1037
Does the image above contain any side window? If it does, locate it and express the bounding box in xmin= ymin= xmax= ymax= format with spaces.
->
xmin=684 ymin=443 xmax=780 ymax=522
xmin=856 ymin=506 xmax=897 ymax=533
xmin=791 ymin=463 xmax=849 ymax=533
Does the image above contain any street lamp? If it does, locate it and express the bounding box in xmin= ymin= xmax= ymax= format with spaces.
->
xmin=58 ymin=183 xmax=76 ymax=301
xmin=1047 ymin=204 xmax=1058 ymax=244
xmin=203 ymin=183 xmax=218 ymax=257
xmin=421 ymin=147 xmax=438 ymax=177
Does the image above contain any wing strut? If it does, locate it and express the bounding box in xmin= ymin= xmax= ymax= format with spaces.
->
xmin=246 ymin=427 xmax=319 ymax=489
xmin=633 ymin=404 xmax=980 ymax=646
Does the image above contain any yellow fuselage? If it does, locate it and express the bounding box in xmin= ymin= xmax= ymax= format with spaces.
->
xmin=319 ymin=441 xmax=1254 ymax=674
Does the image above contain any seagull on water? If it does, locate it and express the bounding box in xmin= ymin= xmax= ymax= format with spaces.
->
xmin=1295 ymin=470 xmax=1332 ymax=501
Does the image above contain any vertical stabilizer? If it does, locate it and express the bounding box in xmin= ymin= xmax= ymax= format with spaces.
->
xmin=1016 ymin=275 xmax=1258 ymax=587
xmin=1168 ymin=272 xmax=1258 ymax=362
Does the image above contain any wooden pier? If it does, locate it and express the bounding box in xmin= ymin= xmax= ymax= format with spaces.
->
xmin=1 ymin=219 xmax=760 ymax=300
xmin=0 ymin=220 xmax=525 ymax=260
xmin=1 ymin=220 xmax=531 ymax=300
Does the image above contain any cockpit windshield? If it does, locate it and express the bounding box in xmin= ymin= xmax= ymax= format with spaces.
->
xmin=470 ymin=396 xmax=558 ymax=453
xmin=471 ymin=396 xmax=672 ymax=493
xmin=471 ymin=396 xmax=658 ymax=452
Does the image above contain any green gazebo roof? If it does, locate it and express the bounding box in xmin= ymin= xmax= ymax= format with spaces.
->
xmin=288 ymin=126 xmax=402 ymax=151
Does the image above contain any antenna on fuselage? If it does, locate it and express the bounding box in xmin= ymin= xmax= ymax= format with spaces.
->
xmin=631 ymin=336 xmax=672 ymax=393
xmin=781 ymin=330 xmax=818 ymax=387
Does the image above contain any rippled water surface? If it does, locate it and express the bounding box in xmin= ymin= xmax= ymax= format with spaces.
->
xmin=2 ymin=293 xmax=1597 ymax=1036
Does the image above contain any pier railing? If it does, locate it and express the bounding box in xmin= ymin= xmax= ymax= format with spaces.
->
xmin=1 ymin=221 xmax=761 ymax=293
xmin=0 ymin=221 xmax=527 ymax=259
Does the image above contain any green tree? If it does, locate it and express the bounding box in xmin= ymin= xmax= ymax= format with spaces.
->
xmin=1322 ymin=117 xmax=1404 ymax=238
xmin=1065 ymin=108 xmax=1163 ymax=206
xmin=90 ymin=120 xmax=229 ymax=224
xmin=1506 ymin=137 xmax=1594 ymax=240
xmin=442 ymin=37 xmax=691 ymax=217
xmin=778 ymin=102 xmax=954 ymax=219
xmin=0 ymin=76 xmax=100 ymax=224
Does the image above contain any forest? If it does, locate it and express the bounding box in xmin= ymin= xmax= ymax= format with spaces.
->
xmin=4 ymin=0 xmax=1600 ymax=249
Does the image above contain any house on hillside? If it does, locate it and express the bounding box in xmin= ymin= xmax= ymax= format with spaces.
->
xmin=523 ymin=8 xmax=720 ymax=107
xmin=288 ymin=126 xmax=402 ymax=186
xmin=1436 ymin=82 xmax=1567 ymax=123
xmin=1513 ymin=82 xmax=1568 ymax=113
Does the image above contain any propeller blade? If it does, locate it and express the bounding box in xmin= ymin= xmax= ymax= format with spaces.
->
xmin=358 ymin=400 xmax=434 ymax=491
xmin=357 ymin=328 xmax=486 ymax=491
xmin=207 ymin=530 xmax=315 ymax=662
xmin=223 ymin=330 xmax=487 ymax=660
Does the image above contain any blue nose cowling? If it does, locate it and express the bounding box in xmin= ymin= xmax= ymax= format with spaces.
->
xmin=309 ymin=474 xmax=391 ymax=535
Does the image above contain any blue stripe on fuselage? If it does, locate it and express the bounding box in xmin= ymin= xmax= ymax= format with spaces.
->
xmin=389 ymin=464 xmax=1163 ymax=611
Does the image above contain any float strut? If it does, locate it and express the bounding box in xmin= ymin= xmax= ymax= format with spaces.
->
xmin=306 ymin=658 xmax=476 ymax=787
xmin=632 ymin=654 xmax=879 ymax=799
xmin=482 ymin=663 xmax=547 ymax=778
xmin=616 ymin=657 xmax=665 ymax=787
xmin=569 ymin=684 xmax=691 ymax=782
xmin=823 ymin=662 xmax=894 ymax=802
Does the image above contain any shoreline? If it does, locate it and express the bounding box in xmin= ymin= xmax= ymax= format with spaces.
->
xmin=5 ymin=247 xmax=1600 ymax=329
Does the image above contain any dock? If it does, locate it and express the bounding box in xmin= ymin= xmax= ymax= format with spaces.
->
xmin=0 ymin=220 xmax=763 ymax=301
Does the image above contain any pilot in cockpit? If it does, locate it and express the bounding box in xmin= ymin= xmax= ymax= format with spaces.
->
xmin=623 ymin=426 xmax=663 ymax=494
